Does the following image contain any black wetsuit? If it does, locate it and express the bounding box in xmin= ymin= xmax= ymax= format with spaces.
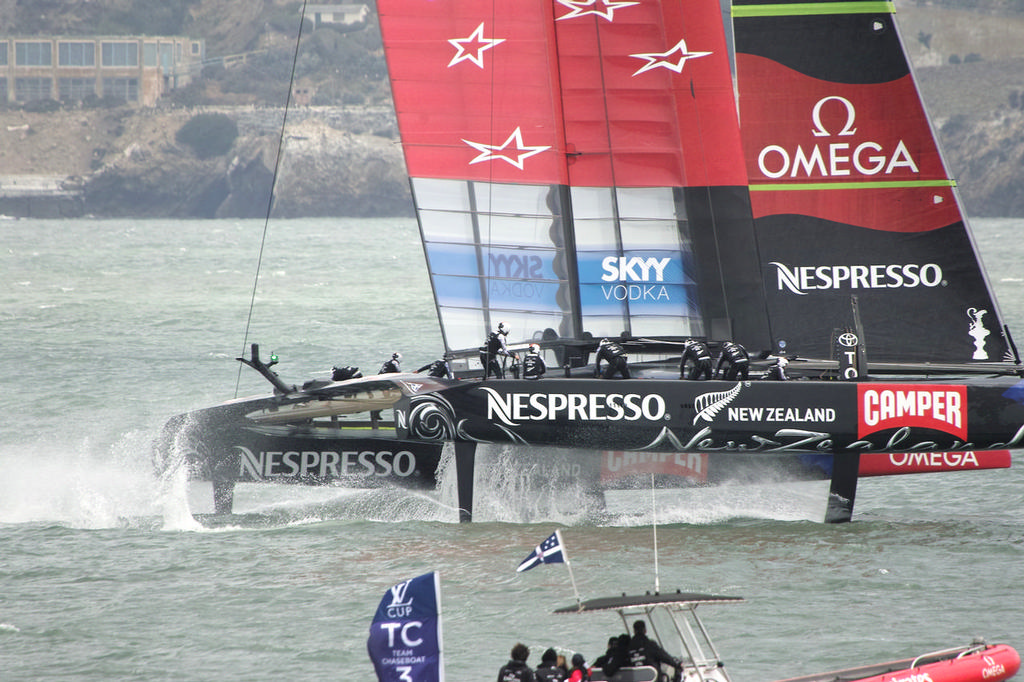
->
xmin=595 ymin=341 xmax=630 ymax=379
xmin=416 ymin=359 xmax=452 ymax=379
xmin=498 ymin=659 xmax=537 ymax=682
xmin=379 ymin=357 xmax=401 ymax=374
xmin=715 ymin=342 xmax=749 ymax=381
xmin=480 ymin=331 xmax=511 ymax=379
xmin=522 ymin=351 xmax=546 ymax=380
xmin=628 ymin=634 xmax=680 ymax=681
xmin=680 ymin=339 xmax=713 ymax=380
xmin=535 ymin=663 xmax=566 ymax=682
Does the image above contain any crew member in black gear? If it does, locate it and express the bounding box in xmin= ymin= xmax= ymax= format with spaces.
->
xmin=628 ymin=620 xmax=682 ymax=682
xmin=715 ymin=341 xmax=749 ymax=381
xmin=480 ymin=322 xmax=514 ymax=380
xmin=498 ymin=642 xmax=537 ymax=682
xmin=594 ymin=338 xmax=630 ymax=379
xmin=679 ymin=338 xmax=713 ymax=380
xmin=379 ymin=352 xmax=402 ymax=374
xmin=331 ymin=365 xmax=362 ymax=381
xmin=535 ymin=648 xmax=566 ymax=682
xmin=522 ymin=343 xmax=547 ymax=380
xmin=764 ymin=355 xmax=789 ymax=381
xmin=416 ymin=356 xmax=453 ymax=379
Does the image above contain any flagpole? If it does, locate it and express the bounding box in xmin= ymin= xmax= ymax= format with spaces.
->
xmin=556 ymin=529 xmax=583 ymax=609
xmin=652 ymin=474 xmax=660 ymax=594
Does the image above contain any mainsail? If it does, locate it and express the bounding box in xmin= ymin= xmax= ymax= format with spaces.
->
xmin=378 ymin=0 xmax=770 ymax=355
xmin=732 ymin=0 xmax=1012 ymax=363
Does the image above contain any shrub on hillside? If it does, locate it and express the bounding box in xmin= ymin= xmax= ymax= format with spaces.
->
xmin=175 ymin=113 xmax=238 ymax=159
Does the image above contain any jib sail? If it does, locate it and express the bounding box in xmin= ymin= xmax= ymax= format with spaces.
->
xmin=733 ymin=0 xmax=1012 ymax=363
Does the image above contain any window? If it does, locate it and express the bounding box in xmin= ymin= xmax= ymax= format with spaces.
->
xmin=160 ymin=44 xmax=173 ymax=69
xmin=102 ymin=77 xmax=138 ymax=102
xmin=101 ymin=42 xmax=138 ymax=67
xmin=0 ymin=78 xmax=7 ymax=104
xmin=191 ymin=42 xmax=200 ymax=55
xmin=15 ymin=77 xmax=53 ymax=102
xmin=59 ymin=77 xmax=96 ymax=101
xmin=0 ymin=42 xmax=8 ymax=66
xmin=59 ymin=42 xmax=95 ymax=67
xmin=143 ymin=43 xmax=158 ymax=67
xmin=15 ymin=42 xmax=52 ymax=66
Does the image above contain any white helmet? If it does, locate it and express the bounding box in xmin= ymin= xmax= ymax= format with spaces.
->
xmin=529 ymin=343 xmax=540 ymax=353
xmin=392 ymin=352 xmax=402 ymax=361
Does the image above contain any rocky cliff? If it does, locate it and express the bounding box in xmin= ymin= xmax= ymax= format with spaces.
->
xmin=2 ymin=0 xmax=1024 ymax=218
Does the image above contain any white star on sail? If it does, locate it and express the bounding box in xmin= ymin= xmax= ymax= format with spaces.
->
xmin=630 ymin=39 xmax=712 ymax=76
xmin=448 ymin=22 xmax=505 ymax=68
xmin=463 ymin=127 xmax=551 ymax=170
xmin=556 ymin=0 xmax=640 ymax=21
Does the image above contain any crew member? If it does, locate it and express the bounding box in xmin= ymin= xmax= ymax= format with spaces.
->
xmin=331 ymin=365 xmax=362 ymax=381
xmin=498 ymin=642 xmax=537 ymax=682
xmin=379 ymin=352 xmax=402 ymax=374
xmin=416 ymin=356 xmax=453 ymax=379
xmin=628 ymin=620 xmax=682 ymax=682
xmin=522 ymin=344 xmax=547 ymax=380
xmin=480 ymin=322 xmax=514 ymax=380
xmin=594 ymin=338 xmax=630 ymax=379
xmin=764 ymin=356 xmax=789 ymax=381
xmin=715 ymin=341 xmax=749 ymax=381
xmin=680 ymin=339 xmax=712 ymax=380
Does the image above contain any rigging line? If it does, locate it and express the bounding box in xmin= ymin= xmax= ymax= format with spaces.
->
xmin=234 ymin=0 xmax=309 ymax=398
xmin=482 ymin=0 xmax=499 ymax=331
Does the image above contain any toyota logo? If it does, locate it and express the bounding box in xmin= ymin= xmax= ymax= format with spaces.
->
xmin=838 ymin=333 xmax=859 ymax=347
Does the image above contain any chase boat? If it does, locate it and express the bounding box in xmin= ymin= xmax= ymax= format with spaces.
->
xmin=554 ymin=591 xmax=1021 ymax=682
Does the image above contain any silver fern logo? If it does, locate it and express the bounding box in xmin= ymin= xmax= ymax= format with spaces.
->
xmin=692 ymin=383 xmax=743 ymax=424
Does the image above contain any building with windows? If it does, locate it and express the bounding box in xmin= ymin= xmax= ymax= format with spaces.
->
xmin=0 ymin=36 xmax=204 ymax=107
xmin=307 ymin=4 xmax=370 ymax=29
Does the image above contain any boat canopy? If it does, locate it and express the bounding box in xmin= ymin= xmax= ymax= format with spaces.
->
xmin=554 ymin=591 xmax=744 ymax=614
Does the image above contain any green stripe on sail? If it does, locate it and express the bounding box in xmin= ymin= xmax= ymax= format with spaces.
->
xmin=749 ymin=179 xmax=956 ymax=191
xmin=732 ymin=2 xmax=895 ymax=18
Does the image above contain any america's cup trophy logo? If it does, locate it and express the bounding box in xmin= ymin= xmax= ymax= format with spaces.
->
xmin=967 ymin=307 xmax=990 ymax=360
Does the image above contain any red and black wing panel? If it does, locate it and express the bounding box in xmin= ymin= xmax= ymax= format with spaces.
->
xmin=734 ymin=0 xmax=1011 ymax=363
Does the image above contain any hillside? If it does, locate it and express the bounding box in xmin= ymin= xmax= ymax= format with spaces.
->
xmin=1 ymin=0 xmax=1023 ymax=217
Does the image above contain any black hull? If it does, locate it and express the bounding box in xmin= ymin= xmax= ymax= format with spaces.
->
xmin=155 ymin=396 xmax=445 ymax=515
xmin=157 ymin=369 xmax=1022 ymax=521
xmin=395 ymin=376 xmax=1024 ymax=454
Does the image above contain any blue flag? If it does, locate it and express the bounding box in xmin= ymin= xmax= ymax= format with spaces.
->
xmin=367 ymin=572 xmax=444 ymax=682
xmin=517 ymin=531 xmax=567 ymax=572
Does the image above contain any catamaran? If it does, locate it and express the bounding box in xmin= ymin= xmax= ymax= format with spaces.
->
xmin=156 ymin=0 xmax=1023 ymax=522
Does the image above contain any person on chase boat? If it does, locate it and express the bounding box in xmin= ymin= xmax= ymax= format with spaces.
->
xmin=498 ymin=642 xmax=536 ymax=682
xmin=628 ymin=620 xmax=682 ymax=682
xmin=594 ymin=338 xmax=630 ymax=379
xmin=715 ymin=341 xmax=749 ymax=381
xmin=680 ymin=338 xmax=713 ymax=380
xmin=535 ymin=647 xmax=566 ymax=682
xmin=481 ymin=322 xmax=514 ymax=380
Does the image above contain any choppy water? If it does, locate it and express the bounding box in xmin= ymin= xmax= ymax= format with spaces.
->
xmin=1 ymin=217 xmax=1021 ymax=681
